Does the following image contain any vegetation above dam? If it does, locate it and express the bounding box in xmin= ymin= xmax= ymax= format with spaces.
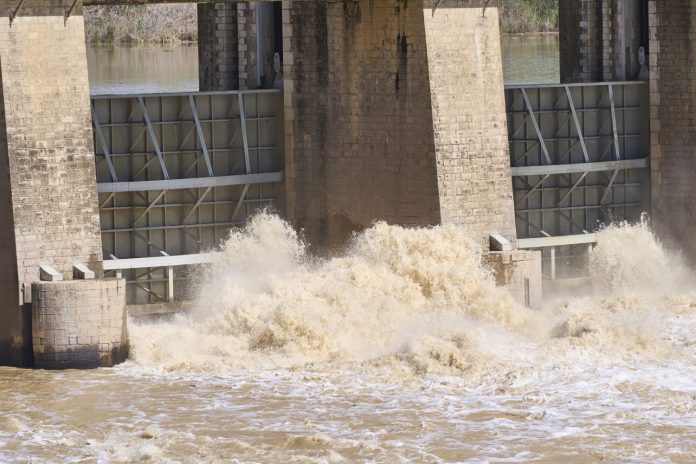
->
xmin=83 ymin=0 xmax=559 ymax=44
xmin=499 ymin=0 xmax=558 ymax=33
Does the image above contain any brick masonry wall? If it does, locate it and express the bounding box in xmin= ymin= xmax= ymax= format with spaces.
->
xmin=198 ymin=2 xmax=281 ymax=90
xmin=423 ymin=2 xmax=517 ymax=246
xmin=284 ymin=0 xmax=517 ymax=249
xmin=237 ymin=3 xmax=253 ymax=90
xmin=198 ymin=3 xmax=240 ymax=91
xmin=648 ymin=0 xmax=696 ymax=258
xmin=284 ymin=0 xmax=442 ymax=248
xmin=0 ymin=69 xmax=25 ymax=365
xmin=31 ymin=279 xmax=128 ymax=369
xmin=0 ymin=11 xmax=104 ymax=365
xmin=560 ymin=0 xmax=646 ymax=83
xmin=560 ymin=0 xmax=601 ymax=83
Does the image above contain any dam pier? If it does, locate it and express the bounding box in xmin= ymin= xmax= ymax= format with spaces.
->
xmin=0 ymin=0 xmax=686 ymax=368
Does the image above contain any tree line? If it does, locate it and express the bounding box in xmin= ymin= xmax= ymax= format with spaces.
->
xmin=84 ymin=1 xmax=559 ymax=45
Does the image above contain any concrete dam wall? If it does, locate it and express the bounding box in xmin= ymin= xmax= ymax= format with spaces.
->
xmin=0 ymin=1 xmax=542 ymax=367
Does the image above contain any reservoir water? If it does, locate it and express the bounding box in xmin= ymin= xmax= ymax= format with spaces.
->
xmin=86 ymin=35 xmax=560 ymax=95
xmin=87 ymin=44 xmax=199 ymax=95
xmin=501 ymin=34 xmax=560 ymax=85
xmin=2 ymin=36 xmax=695 ymax=463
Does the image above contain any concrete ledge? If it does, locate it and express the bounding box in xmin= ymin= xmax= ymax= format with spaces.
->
xmin=484 ymin=250 xmax=543 ymax=309
xmin=490 ymin=232 xmax=512 ymax=252
xmin=31 ymin=279 xmax=128 ymax=369
xmin=72 ymin=263 xmax=95 ymax=280
xmin=39 ymin=264 xmax=63 ymax=282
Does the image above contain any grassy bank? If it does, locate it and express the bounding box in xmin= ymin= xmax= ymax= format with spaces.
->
xmin=84 ymin=1 xmax=558 ymax=45
xmin=499 ymin=0 xmax=558 ymax=33
xmin=84 ymin=5 xmax=197 ymax=44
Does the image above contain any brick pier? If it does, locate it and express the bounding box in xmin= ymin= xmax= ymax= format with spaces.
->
xmin=0 ymin=2 xmax=126 ymax=367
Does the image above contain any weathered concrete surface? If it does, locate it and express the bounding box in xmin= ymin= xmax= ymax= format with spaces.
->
xmin=560 ymin=0 xmax=648 ymax=83
xmin=484 ymin=250 xmax=543 ymax=309
xmin=423 ymin=4 xmax=517 ymax=245
xmin=31 ymin=279 xmax=128 ymax=369
xmin=198 ymin=3 xmax=240 ymax=90
xmin=283 ymin=0 xmax=516 ymax=249
xmin=648 ymin=0 xmax=696 ymax=258
xmin=198 ymin=2 xmax=282 ymax=91
xmin=0 ymin=8 xmax=104 ymax=366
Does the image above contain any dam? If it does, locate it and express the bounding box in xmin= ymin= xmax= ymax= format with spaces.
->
xmin=2 ymin=1 xmax=696 ymax=462
xmin=2 ymin=0 xmax=683 ymax=356
xmin=0 ymin=0 xmax=682 ymax=369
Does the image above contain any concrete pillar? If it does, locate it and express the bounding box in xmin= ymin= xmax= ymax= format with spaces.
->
xmin=31 ymin=279 xmax=128 ymax=369
xmin=423 ymin=4 xmax=517 ymax=245
xmin=648 ymin=1 xmax=696 ymax=258
xmin=484 ymin=251 xmax=543 ymax=309
xmin=198 ymin=2 xmax=283 ymax=91
xmin=283 ymin=0 xmax=517 ymax=249
xmin=560 ymin=0 xmax=649 ymax=83
xmin=198 ymin=3 xmax=240 ymax=91
xmin=0 ymin=3 xmax=110 ymax=366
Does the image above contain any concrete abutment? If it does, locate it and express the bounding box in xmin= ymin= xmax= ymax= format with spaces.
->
xmin=278 ymin=0 xmax=535 ymax=302
xmin=0 ymin=3 xmax=127 ymax=367
xmin=31 ymin=279 xmax=128 ymax=369
xmin=281 ymin=0 xmax=517 ymax=249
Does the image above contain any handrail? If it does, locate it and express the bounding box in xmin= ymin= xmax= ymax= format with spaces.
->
xmin=518 ymin=234 xmax=597 ymax=249
xmin=504 ymin=81 xmax=647 ymax=90
xmin=97 ymin=171 xmax=283 ymax=193
xmin=518 ymin=234 xmax=598 ymax=281
xmin=511 ymin=158 xmax=648 ymax=177
xmin=90 ymin=88 xmax=283 ymax=99
xmin=103 ymin=253 xmax=218 ymax=271
xmin=105 ymin=253 xmax=219 ymax=302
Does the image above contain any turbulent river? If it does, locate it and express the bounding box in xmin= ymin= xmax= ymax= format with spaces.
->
xmin=1 ymin=214 xmax=695 ymax=463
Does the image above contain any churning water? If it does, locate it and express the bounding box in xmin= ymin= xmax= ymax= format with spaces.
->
xmin=1 ymin=214 xmax=695 ymax=463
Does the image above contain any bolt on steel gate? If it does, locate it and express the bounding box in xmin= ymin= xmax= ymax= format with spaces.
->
xmin=505 ymin=81 xmax=650 ymax=280
xmin=92 ymin=89 xmax=284 ymax=304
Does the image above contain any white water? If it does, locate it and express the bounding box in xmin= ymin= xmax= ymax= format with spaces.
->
xmin=1 ymin=214 xmax=695 ymax=462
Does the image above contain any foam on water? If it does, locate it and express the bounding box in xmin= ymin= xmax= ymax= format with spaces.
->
xmin=129 ymin=213 xmax=548 ymax=374
xmin=590 ymin=214 xmax=692 ymax=294
xmin=129 ymin=213 xmax=694 ymax=377
xmin=4 ymin=214 xmax=692 ymax=462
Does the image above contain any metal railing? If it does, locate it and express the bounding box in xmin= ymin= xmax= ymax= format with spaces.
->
xmin=518 ymin=233 xmax=597 ymax=281
xmin=104 ymin=253 xmax=218 ymax=302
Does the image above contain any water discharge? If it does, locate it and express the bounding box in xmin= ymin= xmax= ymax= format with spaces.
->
xmin=2 ymin=214 xmax=696 ymax=462
xmin=131 ymin=213 xmax=546 ymax=375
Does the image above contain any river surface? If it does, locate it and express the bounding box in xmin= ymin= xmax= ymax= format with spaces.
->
xmin=87 ymin=45 xmax=199 ymax=95
xmin=1 ymin=215 xmax=695 ymax=463
xmin=501 ymin=34 xmax=560 ymax=85
xmin=86 ymin=35 xmax=559 ymax=95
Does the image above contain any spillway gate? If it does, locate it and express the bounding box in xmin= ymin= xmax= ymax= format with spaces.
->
xmin=92 ymin=89 xmax=284 ymax=304
xmin=92 ymin=82 xmax=650 ymax=302
xmin=506 ymin=81 xmax=650 ymax=280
